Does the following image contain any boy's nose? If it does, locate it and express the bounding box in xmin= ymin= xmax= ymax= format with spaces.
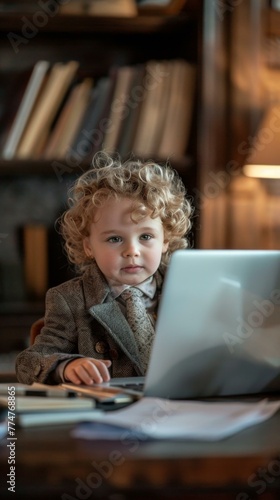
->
xmin=123 ymin=243 xmax=140 ymax=257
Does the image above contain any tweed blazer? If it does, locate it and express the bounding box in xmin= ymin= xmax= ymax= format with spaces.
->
xmin=16 ymin=262 xmax=165 ymax=385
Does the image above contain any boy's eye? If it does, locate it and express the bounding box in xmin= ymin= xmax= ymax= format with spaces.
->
xmin=140 ymin=234 xmax=152 ymax=240
xmin=107 ymin=236 xmax=122 ymax=243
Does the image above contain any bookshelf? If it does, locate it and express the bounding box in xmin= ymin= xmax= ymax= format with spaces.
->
xmin=0 ymin=3 xmax=202 ymax=355
xmin=199 ymin=0 xmax=280 ymax=250
xmin=0 ymin=13 xmax=199 ymax=167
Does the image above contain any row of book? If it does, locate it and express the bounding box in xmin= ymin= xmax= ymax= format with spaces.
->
xmin=1 ymin=58 xmax=196 ymax=162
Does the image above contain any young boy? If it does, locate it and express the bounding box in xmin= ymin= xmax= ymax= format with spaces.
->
xmin=16 ymin=152 xmax=192 ymax=385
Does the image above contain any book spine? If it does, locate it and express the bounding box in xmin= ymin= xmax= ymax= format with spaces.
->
xmin=2 ymin=60 xmax=50 ymax=159
xmin=23 ymin=224 xmax=48 ymax=299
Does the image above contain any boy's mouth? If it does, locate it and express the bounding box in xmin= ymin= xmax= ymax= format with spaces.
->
xmin=122 ymin=265 xmax=143 ymax=273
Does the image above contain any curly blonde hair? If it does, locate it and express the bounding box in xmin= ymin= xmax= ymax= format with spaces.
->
xmin=59 ymin=152 xmax=193 ymax=271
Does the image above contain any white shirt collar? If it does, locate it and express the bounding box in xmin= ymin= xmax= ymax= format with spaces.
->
xmin=108 ymin=275 xmax=156 ymax=300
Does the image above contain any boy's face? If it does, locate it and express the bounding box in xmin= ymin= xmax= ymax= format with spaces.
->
xmin=83 ymin=197 xmax=168 ymax=286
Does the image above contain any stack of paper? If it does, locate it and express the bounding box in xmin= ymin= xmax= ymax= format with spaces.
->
xmin=72 ymin=397 xmax=280 ymax=441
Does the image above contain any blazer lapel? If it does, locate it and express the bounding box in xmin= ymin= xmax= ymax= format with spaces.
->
xmin=89 ymin=301 xmax=144 ymax=374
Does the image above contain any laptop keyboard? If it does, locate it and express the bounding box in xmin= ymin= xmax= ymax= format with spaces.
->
xmin=116 ymin=382 xmax=144 ymax=393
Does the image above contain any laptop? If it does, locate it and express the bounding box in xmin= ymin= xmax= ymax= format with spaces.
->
xmin=66 ymin=250 xmax=280 ymax=400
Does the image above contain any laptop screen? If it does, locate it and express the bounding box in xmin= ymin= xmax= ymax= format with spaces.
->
xmin=144 ymin=250 xmax=280 ymax=399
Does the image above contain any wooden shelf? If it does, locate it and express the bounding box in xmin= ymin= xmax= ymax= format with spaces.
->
xmin=0 ymin=300 xmax=45 ymax=315
xmin=0 ymin=159 xmax=87 ymax=177
xmin=0 ymin=155 xmax=194 ymax=176
xmin=0 ymin=12 xmax=198 ymax=34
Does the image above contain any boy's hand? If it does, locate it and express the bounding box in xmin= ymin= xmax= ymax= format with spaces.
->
xmin=64 ymin=357 xmax=112 ymax=385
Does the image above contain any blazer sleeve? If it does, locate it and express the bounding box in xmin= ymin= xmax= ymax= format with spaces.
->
xmin=15 ymin=287 xmax=85 ymax=385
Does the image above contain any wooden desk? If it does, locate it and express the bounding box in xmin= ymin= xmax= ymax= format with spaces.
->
xmin=0 ymin=404 xmax=280 ymax=500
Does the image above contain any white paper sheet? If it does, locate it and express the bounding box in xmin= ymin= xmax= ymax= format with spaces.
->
xmin=72 ymin=397 xmax=280 ymax=441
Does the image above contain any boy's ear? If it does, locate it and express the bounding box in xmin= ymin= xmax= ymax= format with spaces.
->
xmin=162 ymin=241 xmax=169 ymax=254
xmin=83 ymin=238 xmax=93 ymax=258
